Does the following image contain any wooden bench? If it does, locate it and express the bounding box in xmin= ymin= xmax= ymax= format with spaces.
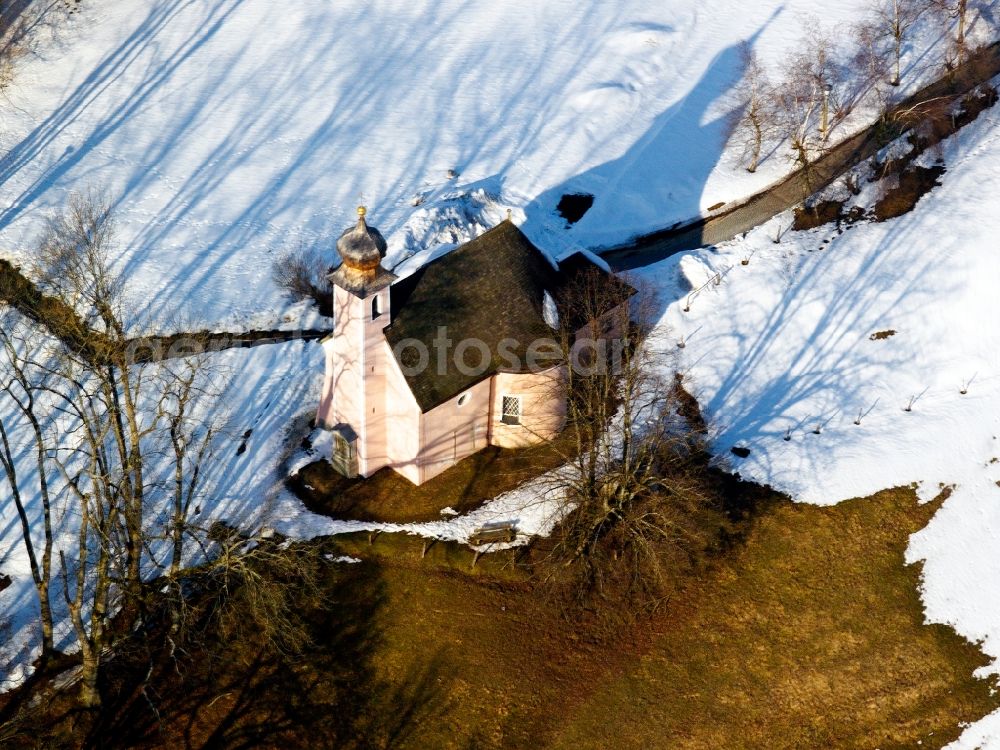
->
xmin=468 ymin=523 xmax=518 ymax=568
xmin=469 ymin=523 xmax=517 ymax=547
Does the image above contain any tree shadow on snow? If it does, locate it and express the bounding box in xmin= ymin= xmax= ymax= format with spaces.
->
xmin=519 ymin=13 xmax=781 ymax=264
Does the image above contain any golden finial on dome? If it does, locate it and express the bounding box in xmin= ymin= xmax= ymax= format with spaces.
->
xmin=357 ymin=205 xmax=367 ymax=218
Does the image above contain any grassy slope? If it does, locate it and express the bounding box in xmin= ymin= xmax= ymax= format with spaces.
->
xmin=366 ymin=489 xmax=998 ymax=749
xmin=11 ymin=488 xmax=995 ymax=748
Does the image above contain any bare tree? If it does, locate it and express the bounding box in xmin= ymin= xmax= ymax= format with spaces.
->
xmin=729 ymin=43 xmax=777 ymax=173
xmin=930 ymin=0 xmax=972 ymax=66
xmin=0 ymin=192 xmax=225 ymax=707
xmin=0 ymin=316 xmax=142 ymax=707
xmin=0 ymin=190 xmax=317 ymax=709
xmin=56 ymin=380 xmax=128 ymax=708
xmin=271 ymin=243 xmax=333 ymax=316
xmin=0 ymin=316 xmax=56 ymax=665
xmin=848 ymin=21 xmax=899 ymax=128
xmin=774 ymin=24 xmax=848 ymax=190
xmin=150 ymin=355 xmax=223 ymax=645
xmin=160 ymin=358 xmax=219 ymax=578
xmin=862 ymin=0 xmax=927 ymax=86
xmin=32 ymin=190 xmax=155 ymax=615
xmin=533 ymin=269 xmax=723 ymax=613
xmin=0 ymin=302 xmax=146 ymax=708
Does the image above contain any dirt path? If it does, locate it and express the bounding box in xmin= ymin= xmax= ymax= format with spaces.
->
xmin=603 ymin=41 xmax=1000 ymax=271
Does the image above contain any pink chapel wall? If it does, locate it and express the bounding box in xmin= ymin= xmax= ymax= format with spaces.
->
xmin=317 ymin=284 xmax=426 ymax=481
xmin=415 ymin=377 xmax=493 ymax=485
xmin=316 ymin=286 xmax=365 ymax=433
xmin=359 ymin=287 xmax=392 ymax=476
xmin=376 ymin=337 xmax=424 ymax=484
xmin=490 ymin=365 xmax=567 ymax=449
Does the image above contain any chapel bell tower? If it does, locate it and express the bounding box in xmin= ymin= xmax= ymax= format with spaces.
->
xmin=316 ymin=206 xmax=397 ymax=477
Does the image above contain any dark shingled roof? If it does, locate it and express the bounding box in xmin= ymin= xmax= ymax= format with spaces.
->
xmin=384 ymin=220 xmax=623 ymax=412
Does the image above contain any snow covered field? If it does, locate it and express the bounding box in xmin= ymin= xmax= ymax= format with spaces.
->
xmin=0 ymin=0 xmax=885 ymax=332
xmin=652 ymin=96 xmax=1000 ymax=748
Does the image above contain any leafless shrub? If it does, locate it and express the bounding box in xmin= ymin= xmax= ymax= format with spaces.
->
xmin=0 ymin=1 xmax=70 ymax=93
xmin=194 ymin=527 xmax=330 ymax=661
xmin=33 ymin=188 xmax=124 ymax=335
xmin=271 ymin=244 xmax=333 ymax=316
xmin=728 ymin=43 xmax=778 ymax=173
xmin=530 ymin=270 xmax=728 ymax=620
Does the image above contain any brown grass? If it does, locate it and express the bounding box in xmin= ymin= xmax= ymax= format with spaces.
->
xmin=289 ymin=430 xmax=577 ymax=523
xmin=548 ymin=488 xmax=998 ymax=749
xmin=354 ymin=488 xmax=998 ymax=749
xmin=6 ymin=489 xmax=995 ymax=749
xmin=874 ymin=166 xmax=946 ymax=222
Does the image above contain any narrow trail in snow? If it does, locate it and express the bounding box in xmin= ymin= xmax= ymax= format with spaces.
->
xmin=0 ymin=257 xmax=323 ymax=362
xmin=603 ymin=40 xmax=1000 ymax=271
xmin=123 ymin=328 xmax=326 ymax=361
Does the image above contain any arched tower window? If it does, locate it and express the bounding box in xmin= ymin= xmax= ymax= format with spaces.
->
xmin=372 ymin=294 xmax=382 ymax=320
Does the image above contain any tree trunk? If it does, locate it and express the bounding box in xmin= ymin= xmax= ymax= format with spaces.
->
xmin=893 ymin=36 xmax=902 ymax=86
xmin=892 ymin=0 xmax=902 ymax=86
xmin=78 ymin=651 xmax=101 ymax=709
xmin=957 ymin=0 xmax=967 ymax=63
xmin=38 ymin=580 xmax=54 ymax=663
xmin=0 ymin=416 xmax=55 ymax=661
xmin=748 ymin=120 xmax=762 ymax=173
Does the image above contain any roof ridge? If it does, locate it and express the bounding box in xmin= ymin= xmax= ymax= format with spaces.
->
xmin=392 ymin=219 xmax=527 ymax=283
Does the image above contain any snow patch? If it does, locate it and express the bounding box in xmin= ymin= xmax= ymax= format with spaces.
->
xmin=269 ymin=465 xmax=572 ymax=552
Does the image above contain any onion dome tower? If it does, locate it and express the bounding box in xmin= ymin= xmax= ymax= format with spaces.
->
xmin=328 ymin=206 xmax=396 ymax=295
xmin=317 ymin=205 xmax=398 ymax=477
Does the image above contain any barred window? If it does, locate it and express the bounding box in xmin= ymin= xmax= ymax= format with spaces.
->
xmin=501 ymin=395 xmax=521 ymax=425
